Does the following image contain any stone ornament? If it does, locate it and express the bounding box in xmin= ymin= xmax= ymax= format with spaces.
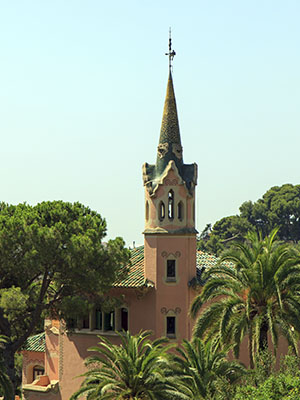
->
xmin=172 ymin=143 xmax=183 ymax=159
xmin=157 ymin=143 xmax=169 ymax=158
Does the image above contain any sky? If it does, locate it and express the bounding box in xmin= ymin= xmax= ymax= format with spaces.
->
xmin=1 ymin=1 xmax=300 ymax=247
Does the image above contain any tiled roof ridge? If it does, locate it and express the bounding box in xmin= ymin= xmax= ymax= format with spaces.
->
xmin=24 ymin=332 xmax=45 ymax=353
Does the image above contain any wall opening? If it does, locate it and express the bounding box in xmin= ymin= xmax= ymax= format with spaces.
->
xmin=178 ymin=201 xmax=184 ymax=221
xmin=95 ymin=309 xmax=102 ymax=330
xmin=82 ymin=315 xmax=90 ymax=329
xmin=168 ymin=190 xmax=174 ymax=219
xmin=166 ymin=260 xmax=176 ymax=281
xmin=104 ymin=311 xmax=115 ymax=331
xmin=159 ymin=201 xmax=165 ymax=221
xmin=121 ymin=308 xmax=128 ymax=331
xmin=33 ymin=366 xmax=44 ymax=382
xmin=166 ymin=316 xmax=176 ymax=337
xmin=145 ymin=201 xmax=149 ymax=221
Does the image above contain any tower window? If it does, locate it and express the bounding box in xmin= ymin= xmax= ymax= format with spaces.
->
xmin=168 ymin=190 xmax=174 ymax=219
xmin=166 ymin=260 xmax=176 ymax=281
xmin=159 ymin=201 xmax=165 ymax=221
xmin=166 ymin=316 xmax=176 ymax=337
xmin=178 ymin=201 xmax=184 ymax=221
xmin=145 ymin=201 xmax=149 ymax=221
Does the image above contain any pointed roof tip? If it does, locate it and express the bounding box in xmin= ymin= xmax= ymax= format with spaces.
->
xmin=158 ymin=71 xmax=181 ymax=146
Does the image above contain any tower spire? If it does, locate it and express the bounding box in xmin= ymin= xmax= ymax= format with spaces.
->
xmin=156 ymin=30 xmax=182 ymax=174
xmin=165 ymin=27 xmax=176 ymax=73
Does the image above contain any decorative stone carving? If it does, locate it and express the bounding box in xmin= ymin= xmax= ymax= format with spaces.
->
xmin=160 ymin=307 xmax=181 ymax=315
xmin=161 ymin=251 xmax=181 ymax=258
xmin=157 ymin=143 xmax=169 ymax=158
xmin=172 ymin=143 xmax=183 ymax=159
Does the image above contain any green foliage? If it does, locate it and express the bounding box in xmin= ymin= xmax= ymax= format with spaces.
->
xmin=0 ymin=336 xmax=13 ymax=400
xmin=0 ymin=200 xmax=130 ymax=393
xmin=191 ymin=230 xmax=300 ymax=368
xmin=233 ymin=352 xmax=300 ymax=400
xmin=172 ymin=338 xmax=246 ymax=400
xmin=70 ymin=330 xmax=181 ymax=400
xmin=198 ymin=184 xmax=300 ymax=255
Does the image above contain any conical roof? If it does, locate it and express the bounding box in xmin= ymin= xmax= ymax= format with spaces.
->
xmin=156 ymin=72 xmax=183 ymax=175
xmin=158 ymin=72 xmax=181 ymax=146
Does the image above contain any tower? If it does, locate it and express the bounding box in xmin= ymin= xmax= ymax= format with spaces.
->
xmin=142 ymin=34 xmax=198 ymax=340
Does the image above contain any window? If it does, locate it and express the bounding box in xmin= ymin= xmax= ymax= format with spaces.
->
xmin=82 ymin=315 xmax=90 ymax=329
xmin=145 ymin=201 xmax=149 ymax=221
xmin=33 ymin=366 xmax=44 ymax=381
xmin=166 ymin=260 xmax=176 ymax=281
xmin=121 ymin=308 xmax=128 ymax=331
xmin=104 ymin=311 xmax=115 ymax=331
xmin=178 ymin=201 xmax=184 ymax=221
xmin=168 ymin=190 xmax=174 ymax=219
xmin=166 ymin=316 xmax=176 ymax=337
xmin=95 ymin=309 xmax=102 ymax=330
xmin=159 ymin=201 xmax=165 ymax=221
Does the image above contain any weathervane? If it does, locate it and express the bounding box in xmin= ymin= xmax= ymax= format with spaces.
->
xmin=165 ymin=27 xmax=176 ymax=72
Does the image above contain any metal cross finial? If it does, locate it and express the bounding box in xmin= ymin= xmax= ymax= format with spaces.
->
xmin=165 ymin=27 xmax=176 ymax=72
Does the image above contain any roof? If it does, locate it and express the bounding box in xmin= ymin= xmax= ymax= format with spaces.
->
xmin=23 ymin=332 xmax=45 ymax=352
xmin=113 ymin=247 xmax=220 ymax=288
xmin=113 ymin=246 xmax=153 ymax=288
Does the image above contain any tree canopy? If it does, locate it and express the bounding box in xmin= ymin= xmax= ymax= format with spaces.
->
xmin=198 ymin=184 xmax=300 ymax=255
xmin=192 ymin=230 xmax=300 ymax=368
xmin=0 ymin=201 xmax=130 ymax=396
xmin=70 ymin=330 xmax=180 ymax=400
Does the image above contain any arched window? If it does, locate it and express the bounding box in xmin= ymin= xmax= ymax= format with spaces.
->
xmin=145 ymin=201 xmax=149 ymax=221
xmin=177 ymin=201 xmax=184 ymax=221
xmin=168 ymin=190 xmax=174 ymax=219
xmin=33 ymin=366 xmax=44 ymax=381
xmin=159 ymin=201 xmax=165 ymax=221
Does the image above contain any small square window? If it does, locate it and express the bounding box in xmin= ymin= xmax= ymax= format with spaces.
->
xmin=166 ymin=260 xmax=176 ymax=281
xmin=166 ymin=316 xmax=176 ymax=337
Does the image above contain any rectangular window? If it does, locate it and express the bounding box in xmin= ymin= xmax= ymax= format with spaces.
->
xmin=166 ymin=260 xmax=176 ymax=281
xmin=95 ymin=309 xmax=102 ymax=330
xmin=166 ymin=316 xmax=176 ymax=337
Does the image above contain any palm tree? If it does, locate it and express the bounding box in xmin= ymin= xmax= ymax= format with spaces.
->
xmin=172 ymin=338 xmax=245 ymax=400
xmin=70 ymin=330 xmax=181 ymax=400
xmin=0 ymin=336 xmax=13 ymax=400
xmin=191 ymin=229 xmax=300 ymax=368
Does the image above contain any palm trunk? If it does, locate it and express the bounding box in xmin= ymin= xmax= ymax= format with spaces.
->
xmin=259 ymin=321 xmax=268 ymax=351
xmin=3 ymin=345 xmax=16 ymax=400
xmin=249 ymin=326 xmax=254 ymax=369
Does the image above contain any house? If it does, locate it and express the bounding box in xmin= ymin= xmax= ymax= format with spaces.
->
xmin=21 ymin=43 xmax=222 ymax=399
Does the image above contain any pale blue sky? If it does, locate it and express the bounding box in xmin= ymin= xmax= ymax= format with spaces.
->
xmin=1 ymin=1 xmax=300 ymax=246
